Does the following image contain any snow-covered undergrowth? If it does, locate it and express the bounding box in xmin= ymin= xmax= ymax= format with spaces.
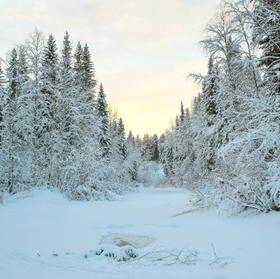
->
xmin=0 ymin=187 xmax=279 ymax=279
xmin=137 ymin=161 xmax=166 ymax=187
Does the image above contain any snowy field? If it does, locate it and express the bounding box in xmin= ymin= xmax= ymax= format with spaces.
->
xmin=0 ymin=186 xmax=279 ymax=279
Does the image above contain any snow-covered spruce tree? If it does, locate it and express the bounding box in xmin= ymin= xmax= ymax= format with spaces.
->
xmin=141 ymin=134 xmax=152 ymax=161
xmin=117 ymin=118 xmax=127 ymax=160
xmin=159 ymin=106 xmax=191 ymax=180
xmin=252 ymin=0 xmax=280 ymax=93
xmin=179 ymin=101 xmax=185 ymax=122
xmin=96 ymin=83 xmax=111 ymax=159
xmin=35 ymin=34 xmax=59 ymax=186
xmin=181 ymin=57 xmax=220 ymax=189
xmin=81 ymin=44 xmax=96 ymax=92
xmin=127 ymin=130 xmax=135 ymax=147
xmin=126 ymin=130 xmax=141 ymax=181
xmin=57 ymin=32 xmax=82 ymax=191
xmin=107 ymin=117 xmax=119 ymax=158
xmin=0 ymin=61 xmax=6 ymax=201
xmin=201 ymin=56 xmax=219 ymax=126
xmin=168 ymin=97 xmax=203 ymax=188
xmin=1 ymin=49 xmax=20 ymax=193
xmin=161 ymin=93 xmax=215 ymax=187
xmin=92 ymin=110 xmax=135 ymax=196
xmin=151 ymin=134 xmax=159 ymax=161
xmin=159 ymin=129 xmax=176 ymax=177
xmin=0 ymin=47 xmax=33 ymax=193
xmin=0 ymin=62 xmax=5 ymax=145
xmin=68 ymin=41 xmax=99 ymax=199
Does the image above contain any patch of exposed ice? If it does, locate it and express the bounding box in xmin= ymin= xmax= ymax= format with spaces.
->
xmin=100 ymin=233 xmax=156 ymax=248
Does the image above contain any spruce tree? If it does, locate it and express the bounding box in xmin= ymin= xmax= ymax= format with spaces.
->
xmin=141 ymin=134 xmax=152 ymax=160
xmin=4 ymin=49 xmax=19 ymax=193
xmin=96 ymin=83 xmax=111 ymax=158
xmin=96 ymin=83 xmax=108 ymax=117
xmin=60 ymin=32 xmax=72 ymax=84
xmin=82 ymin=44 xmax=96 ymax=93
xmin=37 ymin=34 xmax=59 ymax=184
xmin=254 ymin=0 xmax=280 ymax=93
xmin=127 ymin=131 xmax=135 ymax=147
xmin=151 ymin=134 xmax=159 ymax=161
xmin=59 ymin=31 xmax=76 ymax=145
xmin=202 ymin=56 xmax=219 ymax=126
xmin=0 ymin=62 xmax=4 ymax=86
xmin=175 ymin=116 xmax=179 ymax=129
xmin=74 ymin=42 xmax=96 ymax=137
xmin=42 ymin=34 xmax=58 ymax=84
xmin=0 ymin=62 xmax=4 ymax=200
xmin=40 ymin=34 xmax=58 ymax=128
xmin=73 ymin=41 xmax=100 ymax=189
xmin=74 ymin=42 xmax=83 ymax=86
xmin=18 ymin=47 xmax=28 ymax=85
xmin=117 ymin=118 xmax=127 ymax=160
xmin=180 ymin=102 xmax=185 ymax=122
xmin=58 ymin=32 xmax=84 ymax=191
xmin=7 ymin=49 xmax=19 ymax=102
xmin=185 ymin=108 xmax=190 ymax=121
xmin=0 ymin=62 xmax=5 ymax=143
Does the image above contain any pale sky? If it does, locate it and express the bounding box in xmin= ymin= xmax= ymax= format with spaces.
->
xmin=0 ymin=0 xmax=220 ymax=136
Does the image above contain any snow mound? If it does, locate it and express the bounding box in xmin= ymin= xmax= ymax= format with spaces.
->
xmin=100 ymin=233 xmax=156 ymax=248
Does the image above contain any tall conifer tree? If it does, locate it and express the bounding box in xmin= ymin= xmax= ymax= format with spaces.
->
xmin=38 ymin=34 xmax=59 ymax=184
xmin=96 ymin=83 xmax=111 ymax=158
xmin=117 ymin=118 xmax=127 ymax=160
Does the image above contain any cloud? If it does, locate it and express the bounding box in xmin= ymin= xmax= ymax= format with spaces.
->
xmin=0 ymin=0 xmax=219 ymax=52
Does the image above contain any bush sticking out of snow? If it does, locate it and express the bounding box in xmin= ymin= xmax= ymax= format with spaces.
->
xmin=135 ymin=247 xmax=199 ymax=266
xmin=94 ymin=245 xmax=139 ymax=262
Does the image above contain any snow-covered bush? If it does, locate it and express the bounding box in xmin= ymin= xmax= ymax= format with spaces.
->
xmin=94 ymin=245 xmax=139 ymax=262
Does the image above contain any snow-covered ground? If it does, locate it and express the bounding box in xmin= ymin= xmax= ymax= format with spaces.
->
xmin=0 ymin=185 xmax=279 ymax=279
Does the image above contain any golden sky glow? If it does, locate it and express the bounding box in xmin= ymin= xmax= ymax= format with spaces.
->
xmin=0 ymin=0 xmax=220 ymax=136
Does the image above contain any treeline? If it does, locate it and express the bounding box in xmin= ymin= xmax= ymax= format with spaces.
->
xmin=0 ymin=30 xmax=140 ymax=200
xmin=160 ymin=0 xmax=280 ymax=213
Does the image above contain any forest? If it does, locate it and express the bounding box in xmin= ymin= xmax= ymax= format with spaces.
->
xmin=160 ymin=0 xmax=280 ymax=213
xmin=0 ymin=30 xmax=142 ymax=200
xmin=1 ymin=0 xmax=279 ymax=214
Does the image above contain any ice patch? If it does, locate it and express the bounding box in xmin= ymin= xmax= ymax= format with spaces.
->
xmin=100 ymin=233 xmax=157 ymax=248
